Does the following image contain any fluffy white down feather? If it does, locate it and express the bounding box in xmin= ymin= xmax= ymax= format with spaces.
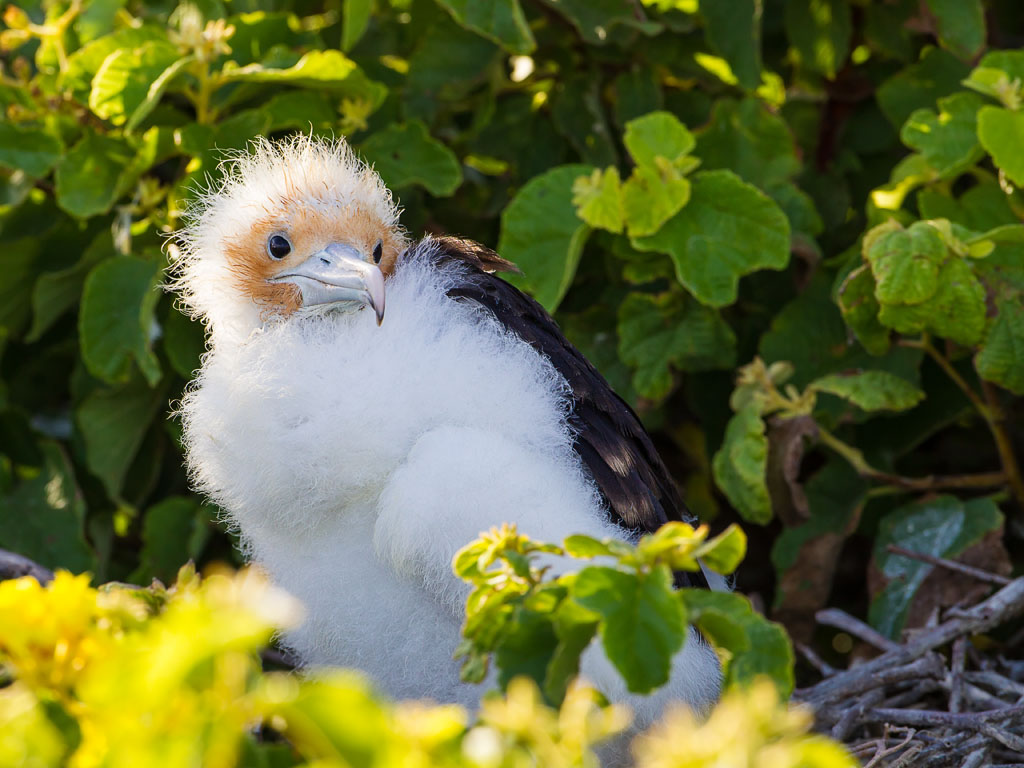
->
xmin=176 ymin=137 xmax=721 ymax=726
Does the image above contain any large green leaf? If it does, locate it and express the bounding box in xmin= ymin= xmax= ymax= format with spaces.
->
xmin=76 ymin=378 xmax=164 ymax=501
xmin=977 ymin=106 xmax=1024 ymax=187
xmin=712 ymin=402 xmax=771 ymax=524
xmin=130 ymin=496 xmax=210 ymax=585
xmin=0 ymin=441 xmax=95 ymax=574
xmin=621 ymin=165 xmax=691 ymax=238
xmin=900 ymin=92 xmax=984 ymax=178
xmin=0 ymin=123 xmax=63 ymax=178
xmin=810 ymin=371 xmax=925 ymax=412
xmin=359 ymin=121 xmax=462 ymax=196
xmin=695 ymin=98 xmax=800 ymax=189
xmin=924 ymin=0 xmax=985 ymax=60
xmin=616 ymin=291 xmax=736 ymax=401
xmin=54 ymin=133 xmax=133 ymax=219
xmin=62 ymin=24 xmax=169 ymax=97
xmin=700 ymin=0 xmax=762 ymax=90
xmin=865 ymin=221 xmax=946 ymax=305
xmin=88 ymin=41 xmax=181 ymax=126
xmin=435 ymin=0 xmax=535 ymax=54
xmin=837 ymin=266 xmax=890 ymax=356
xmin=869 ymin=495 xmax=1003 ymax=639
xmin=623 ymin=111 xmax=695 ymax=167
xmin=876 ymin=47 xmax=970 ymax=129
xmin=976 ymin=299 xmax=1024 ymax=395
xmin=79 ymin=256 xmax=163 ymax=386
xmin=341 ymin=0 xmax=373 ymax=51
xmin=498 ymin=164 xmax=593 ymax=313
xmin=220 ymin=50 xmax=386 ymax=107
xmin=876 ymin=257 xmax=987 ymax=347
xmin=534 ymin=0 xmax=647 ymax=45
xmin=572 ymin=565 xmax=685 ymax=693
xmin=784 ymin=0 xmax=851 ymax=79
xmin=573 ymin=168 xmax=624 ymax=234
xmin=27 ymin=230 xmax=114 ymax=343
xmin=682 ymin=589 xmax=794 ymax=696
xmin=632 ymin=170 xmax=790 ymax=307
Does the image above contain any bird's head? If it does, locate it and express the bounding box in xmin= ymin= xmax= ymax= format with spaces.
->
xmin=171 ymin=135 xmax=407 ymax=340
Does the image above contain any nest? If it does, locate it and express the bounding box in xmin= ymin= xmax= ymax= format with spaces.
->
xmin=794 ymin=549 xmax=1024 ymax=767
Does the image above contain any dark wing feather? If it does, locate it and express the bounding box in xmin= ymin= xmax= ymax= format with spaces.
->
xmin=422 ymin=236 xmax=707 ymax=589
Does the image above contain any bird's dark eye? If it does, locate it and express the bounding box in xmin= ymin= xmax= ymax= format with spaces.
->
xmin=372 ymin=239 xmax=383 ymax=264
xmin=267 ymin=234 xmax=292 ymax=260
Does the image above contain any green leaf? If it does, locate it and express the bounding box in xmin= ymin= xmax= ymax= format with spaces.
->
xmin=552 ymin=76 xmax=618 ymax=167
xmin=88 ymin=41 xmax=181 ymax=126
xmin=0 ymin=122 xmax=63 ymax=177
xmin=681 ymin=589 xmax=794 ymax=696
xmin=0 ymin=441 xmax=95 ymax=574
xmin=77 ymin=379 xmax=164 ymax=501
xmin=359 ymin=121 xmax=462 ymax=197
xmin=977 ymin=106 xmax=1024 ymax=188
xmin=700 ymin=0 xmax=762 ymax=90
xmin=498 ymin=164 xmax=593 ymax=313
xmin=624 ymin=111 xmax=696 ymax=167
xmin=131 ymin=496 xmax=208 ymax=585
xmin=125 ymin=54 xmax=194 ymax=132
xmin=0 ymin=238 xmax=39 ymax=338
xmin=163 ymin=305 xmax=206 ymax=379
xmin=870 ymin=495 xmax=1002 ymax=639
xmin=924 ymin=0 xmax=985 ymax=60
xmin=696 ymin=525 xmax=747 ymax=574
xmin=62 ymin=25 xmax=170 ymax=98
xmin=784 ymin=0 xmax=852 ymax=79
xmin=435 ymin=0 xmax=535 ymax=54
xmin=617 ymin=291 xmax=736 ymax=401
xmin=535 ymin=0 xmax=647 ymax=46
xmin=27 ymin=230 xmax=115 ymax=343
xmin=341 ymin=0 xmax=373 ymax=51
xmin=837 ymin=266 xmax=890 ymax=355
xmin=495 ymin=606 xmax=560 ymax=692
xmin=545 ymin=599 xmax=599 ymax=705
xmin=810 ymin=371 xmax=925 ymax=412
xmin=865 ymin=221 xmax=947 ymax=305
xmin=900 ymin=93 xmax=985 ymax=178
xmin=563 ymin=535 xmax=619 ymax=559
xmin=712 ymin=402 xmax=771 ymax=524
xmin=221 ymin=50 xmax=387 ymax=107
xmin=79 ymin=256 xmax=163 ymax=386
xmin=976 ymin=299 xmax=1024 ymax=395
xmin=695 ymin=98 xmax=800 ymax=189
xmin=632 ymin=170 xmax=791 ymax=307
xmin=54 ymin=133 xmax=133 ymax=218
xmin=572 ymin=565 xmax=685 ymax=693
xmin=877 ymin=257 xmax=987 ymax=347
xmin=877 ymin=47 xmax=970 ymax=129
xmin=622 ymin=164 xmax=691 ymax=238
xmin=572 ymin=167 xmax=624 ymax=234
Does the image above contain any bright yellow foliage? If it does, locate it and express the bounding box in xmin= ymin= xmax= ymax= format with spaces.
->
xmin=0 ymin=567 xmax=855 ymax=768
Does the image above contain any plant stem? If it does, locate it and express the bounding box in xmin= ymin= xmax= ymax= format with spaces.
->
xmin=817 ymin=427 xmax=1007 ymax=493
xmin=981 ymin=380 xmax=1024 ymax=510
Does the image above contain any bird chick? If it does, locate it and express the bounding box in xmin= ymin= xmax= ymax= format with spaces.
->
xmin=173 ymin=135 xmax=721 ymax=725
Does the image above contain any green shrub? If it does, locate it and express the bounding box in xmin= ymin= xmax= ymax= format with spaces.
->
xmin=1 ymin=0 xmax=1022 ymax=730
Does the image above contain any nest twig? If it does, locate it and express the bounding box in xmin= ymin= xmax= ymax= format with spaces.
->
xmin=795 ymin=547 xmax=1024 ymax=767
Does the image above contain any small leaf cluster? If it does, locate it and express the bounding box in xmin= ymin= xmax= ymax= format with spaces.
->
xmin=0 ymin=565 xmax=855 ymax=768
xmin=454 ymin=521 xmax=794 ymax=703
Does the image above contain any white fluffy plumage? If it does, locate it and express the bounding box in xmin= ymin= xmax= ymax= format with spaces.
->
xmin=174 ymin=136 xmax=721 ymax=725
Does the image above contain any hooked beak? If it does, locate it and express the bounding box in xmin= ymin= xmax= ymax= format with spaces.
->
xmin=269 ymin=243 xmax=385 ymax=325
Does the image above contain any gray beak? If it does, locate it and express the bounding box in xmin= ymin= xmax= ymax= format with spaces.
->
xmin=269 ymin=243 xmax=385 ymax=325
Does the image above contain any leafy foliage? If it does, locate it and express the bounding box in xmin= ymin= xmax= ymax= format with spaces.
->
xmin=0 ymin=563 xmax=854 ymax=768
xmin=1 ymin=0 xmax=1023 ymax=753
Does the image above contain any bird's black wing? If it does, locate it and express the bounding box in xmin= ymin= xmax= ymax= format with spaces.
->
xmin=421 ymin=236 xmax=708 ymax=589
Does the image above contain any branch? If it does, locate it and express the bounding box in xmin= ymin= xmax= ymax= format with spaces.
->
xmin=795 ymin=576 xmax=1024 ymax=708
xmin=0 ymin=548 xmax=53 ymax=585
xmin=886 ymin=544 xmax=1012 ymax=587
